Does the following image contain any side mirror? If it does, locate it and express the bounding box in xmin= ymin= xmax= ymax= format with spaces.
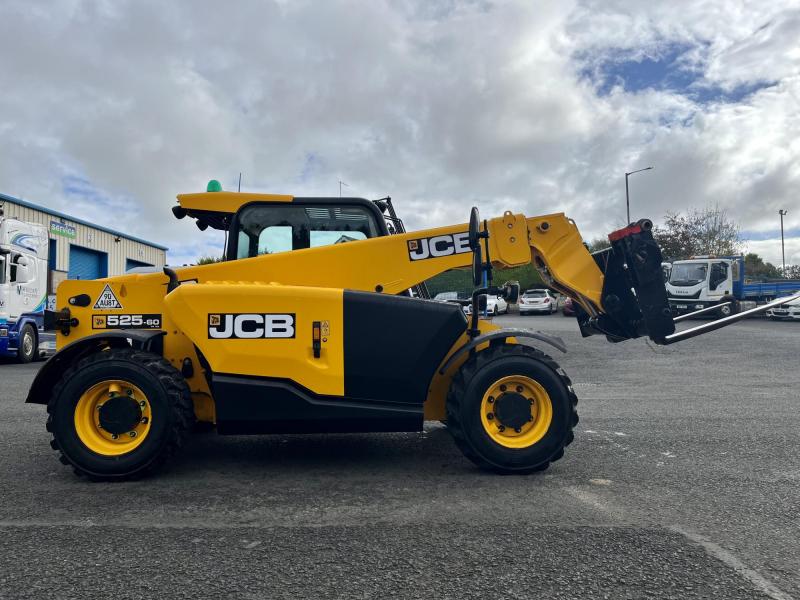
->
xmin=15 ymin=256 xmax=29 ymax=268
xmin=468 ymin=207 xmax=481 ymax=250
xmin=472 ymin=244 xmax=483 ymax=286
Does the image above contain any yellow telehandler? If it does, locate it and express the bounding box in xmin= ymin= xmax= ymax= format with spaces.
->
xmin=26 ymin=182 xmax=799 ymax=479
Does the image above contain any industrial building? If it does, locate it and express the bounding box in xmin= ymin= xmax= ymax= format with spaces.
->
xmin=0 ymin=192 xmax=167 ymax=296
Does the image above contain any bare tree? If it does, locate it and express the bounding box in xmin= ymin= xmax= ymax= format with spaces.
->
xmin=584 ymin=237 xmax=611 ymax=253
xmin=654 ymin=206 xmax=742 ymax=261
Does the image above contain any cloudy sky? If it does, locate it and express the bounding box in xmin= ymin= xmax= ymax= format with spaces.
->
xmin=1 ymin=0 xmax=798 ymax=267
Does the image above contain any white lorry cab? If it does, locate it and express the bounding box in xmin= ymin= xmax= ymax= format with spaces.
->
xmin=0 ymin=217 xmax=51 ymax=362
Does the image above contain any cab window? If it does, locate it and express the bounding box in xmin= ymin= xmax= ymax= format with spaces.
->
xmin=234 ymin=204 xmax=380 ymax=259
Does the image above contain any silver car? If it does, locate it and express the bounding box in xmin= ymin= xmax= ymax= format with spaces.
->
xmin=519 ymin=289 xmax=558 ymax=315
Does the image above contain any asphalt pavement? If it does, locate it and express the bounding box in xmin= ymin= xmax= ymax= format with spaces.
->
xmin=0 ymin=314 xmax=798 ymax=599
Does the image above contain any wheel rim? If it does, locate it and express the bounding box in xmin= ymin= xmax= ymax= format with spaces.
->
xmin=480 ymin=375 xmax=553 ymax=449
xmin=720 ymin=305 xmax=731 ymax=316
xmin=74 ymin=380 xmax=152 ymax=456
xmin=22 ymin=332 xmax=33 ymax=356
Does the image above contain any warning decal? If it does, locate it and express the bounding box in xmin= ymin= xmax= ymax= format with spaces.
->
xmin=93 ymin=284 xmax=123 ymax=310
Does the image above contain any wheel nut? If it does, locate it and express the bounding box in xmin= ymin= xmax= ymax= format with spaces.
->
xmin=516 ymin=385 xmax=523 ymax=393
xmin=487 ymin=396 xmax=494 ymax=404
xmin=141 ymin=417 xmax=149 ymax=424
xmin=108 ymin=392 xmax=114 ymax=398
xmin=500 ymin=384 xmax=507 ymax=392
xmin=139 ymin=401 xmax=146 ymax=408
xmin=487 ymin=413 xmax=494 ymax=420
xmin=126 ymin=389 xmax=133 ymax=396
xmin=111 ymin=434 xmax=118 ymax=440
xmin=498 ymin=425 xmax=506 ymax=432
xmin=514 ymin=427 xmax=522 ymax=433
xmin=129 ymin=431 xmax=137 ymax=438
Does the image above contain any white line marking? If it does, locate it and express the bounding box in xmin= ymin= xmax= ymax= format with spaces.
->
xmin=564 ymin=487 xmax=630 ymax=522
xmin=670 ymin=526 xmax=795 ymax=600
xmin=565 ymin=487 xmax=795 ymax=600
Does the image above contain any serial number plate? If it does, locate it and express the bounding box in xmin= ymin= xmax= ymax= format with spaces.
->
xmin=92 ymin=314 xmax=162 ymax=330
xmin=676 ymin=304 xmax=688 ymax=309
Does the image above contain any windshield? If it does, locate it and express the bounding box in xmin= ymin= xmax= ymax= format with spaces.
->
xmin=235 ymin=204 xmax=380 ymax=259
xmin=523 ymin=290 xmax=546 ymax=298
xmin=669 ymin=263 xmax=708 ymax=286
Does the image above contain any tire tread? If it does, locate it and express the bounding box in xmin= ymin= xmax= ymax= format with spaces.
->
xmin=46 ymin=347 xmax=194 ymax=481
xmin=446 ymin=343 xmax=578 ymax=474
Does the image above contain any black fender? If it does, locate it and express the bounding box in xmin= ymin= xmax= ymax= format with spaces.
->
xmin=437 ymin=328 xmax=566 ymax=375
xmin=25 ymin=331 xmax=166 ymax=405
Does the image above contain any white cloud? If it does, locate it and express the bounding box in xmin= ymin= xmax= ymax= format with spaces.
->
xmin=0 ymin=0 xmax=798 ymax=266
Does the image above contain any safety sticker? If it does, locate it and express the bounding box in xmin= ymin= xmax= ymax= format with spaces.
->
xmin=93 ymin=284 xmax=123 ymax=310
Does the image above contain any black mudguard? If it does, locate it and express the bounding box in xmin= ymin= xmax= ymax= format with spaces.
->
xmin=25 ymin=331 xmax=165 ymax=405
xmin=438 ymin=328 xmax=566 ymax=376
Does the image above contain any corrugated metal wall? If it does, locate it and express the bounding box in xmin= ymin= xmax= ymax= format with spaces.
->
xmin=0 ymin=199 xmax=166 ymax=275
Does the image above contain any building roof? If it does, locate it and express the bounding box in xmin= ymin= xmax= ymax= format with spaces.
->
xmin=0 ymin=192 xmax=168 ymax=251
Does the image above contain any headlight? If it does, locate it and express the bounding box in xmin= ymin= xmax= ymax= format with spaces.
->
xmin=0 ymin=328 xmax=7 ymax=337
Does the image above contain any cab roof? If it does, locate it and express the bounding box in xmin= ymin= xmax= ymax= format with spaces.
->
xmin=176 ymin=191 xmax=294 ymax=214
xmin=174 ymin=192 xmax=294 ymax=231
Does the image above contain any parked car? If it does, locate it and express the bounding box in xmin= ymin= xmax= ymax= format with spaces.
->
xmin=519 ymin=289 xmax=558 ymax=315
xmin=463 ymin=295 xmax=508 ymax=316
xmin=766 ymin=296 xmax=800 ymax=321
xmin=433 ymin=291 xmax=470 ymax=303
xmin=562 ymin=296 xmax=576 ymax=317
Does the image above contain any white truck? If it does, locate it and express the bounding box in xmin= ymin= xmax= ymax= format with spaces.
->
xmin=0 ymin=216 xmax=52 ymax=362
xmin=666 ymin=255 xmax=800 ymax=318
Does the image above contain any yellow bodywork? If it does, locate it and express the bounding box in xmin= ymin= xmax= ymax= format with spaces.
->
xmin=55 ymin=193 xmax=605 ymax=424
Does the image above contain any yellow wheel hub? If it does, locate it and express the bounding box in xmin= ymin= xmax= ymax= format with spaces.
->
xmin=480 ymin=375 xmax=553 ymax=449
xmin=74 ymin=380 xmax=152 ymax=456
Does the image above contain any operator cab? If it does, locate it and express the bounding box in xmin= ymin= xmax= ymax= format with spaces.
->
xmin=172 ymin=180 xmax=429 ymax=297
xmin=172 ymin=180 xmax=391 ymax=259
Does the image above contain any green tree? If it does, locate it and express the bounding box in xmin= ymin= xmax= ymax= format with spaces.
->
xmin=426 ymin=264 xmax=544 ymax=297
xmin=743 ymin=253 xmax=781 ymax=280
xmin=196 ymin=255 xmax=224 ymax=265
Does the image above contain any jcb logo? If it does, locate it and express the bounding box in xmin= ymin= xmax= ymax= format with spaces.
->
xmin=408 ymin=232 xmax=471 ymax=261
xmin=208 ymin=313 xmax=296 ymax=339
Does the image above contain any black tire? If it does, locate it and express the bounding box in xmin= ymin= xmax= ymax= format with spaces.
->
xmin=446 ymin=344 xmax=578 ymax=474
xmin=16 ymin=324 xmax=36 ymax=364
xmin=46 ymin=347 xmax=194 ymax=480
xmin=717 ymin=295 xmax=739 ymax=318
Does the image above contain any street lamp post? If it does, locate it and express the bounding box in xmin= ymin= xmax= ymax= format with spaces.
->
xmin=625 ymin=166 xmax=653 ymax=224
xmin=779 ymin=209 xmax=788 ymax=275
xmin=339 ymin=180 xmax=349 ymax=198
